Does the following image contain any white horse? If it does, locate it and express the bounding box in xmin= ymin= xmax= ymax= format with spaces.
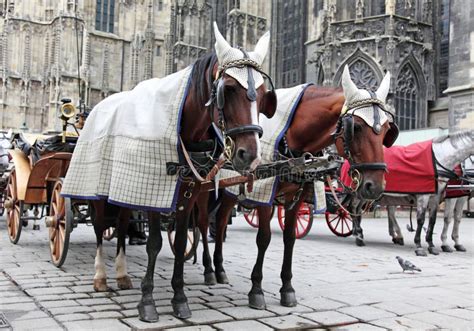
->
xmin=440 ymin=157 xmax=473 ymax=252
xmin=351 ymin=130 xmax=474 ymax=256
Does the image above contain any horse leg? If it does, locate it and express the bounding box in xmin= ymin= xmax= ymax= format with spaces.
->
xmin=248 ymin=205 xmax=273 ymax=310
xmin=213 ymin=194 xmax=237 ymax=284
xmin=171 ymin=186 xmax=198 ymax=319
xmin=137 ymin=212 xmax=163 ymax=322
xmin=353 ymin=214 xmax=365 ymax=246
xmin=116 ymin=208 xmax=133 ymax=289
xmin=453 ymin=196 xmax=467 ymax=252
xmin=414 ymin=196 xmax=428 ymax=256
xmin=197 ymin=193 xmax=216 ymax=285
xmin=441 ymin=198 xmax=454 ymax=253
xmin=387 ymin=206 xmax=402 ymax=245
xmin=350 ymin=200 xmax=365 ymax=246
xmin=92 ymin=200 xmax=108 ymax=292
xmin=426 ymin=196 xmax=440 ymax=255
xmin=280 ymin=193 xmax=306 ymax=307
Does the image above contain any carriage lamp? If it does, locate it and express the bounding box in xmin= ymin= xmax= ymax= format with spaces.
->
xmin=59 ymin=98 xmax=77 ymax=143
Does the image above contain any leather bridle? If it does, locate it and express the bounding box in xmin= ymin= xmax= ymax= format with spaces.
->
xmin=206 ymin=51 xmax=275 ymax=160
xmin=334 ymin=93 xmax=393 ymax=190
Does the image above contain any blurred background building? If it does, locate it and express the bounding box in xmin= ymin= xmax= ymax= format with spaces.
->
xmin=0 ymin=0 xmax=472 ymax=136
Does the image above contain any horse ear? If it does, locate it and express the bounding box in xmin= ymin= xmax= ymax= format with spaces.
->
xmin=213 ymin=22 xmax=231 ymax=63
xmin=341 ymin=65 xmax=359 ymax=102
xmin=261 ymin=90 xmax=277 ymax=119
xmin=376 ymin=71 xmax=391 ymax=102
xmin=252 ymin=31 xmax=270 ymax=65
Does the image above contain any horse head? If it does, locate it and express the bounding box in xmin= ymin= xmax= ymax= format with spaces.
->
xmin=335 ymin=65 xmax=398 ymax=200
xmin=210 ymin=22 xmax=276 ymax=173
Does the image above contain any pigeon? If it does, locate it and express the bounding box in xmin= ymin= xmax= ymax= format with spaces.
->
xmin=396 ymin=256 xmax=421 ymax=273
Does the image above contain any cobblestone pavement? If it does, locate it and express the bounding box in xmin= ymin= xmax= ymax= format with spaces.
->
xmin=0 ymin=213 xmax=473 ymax=330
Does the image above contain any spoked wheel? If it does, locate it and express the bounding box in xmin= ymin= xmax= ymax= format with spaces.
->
xmin=277 ymin=203 xmax=314 ymax=239
xmin=167 ymin=220 xmax=200 ymax=262
xmin=325 ymin=207 xmax=353 ymax=237
xmin=5 ymin=169 xmax=23 ymax=244
xmin=48 ymin=178 xmax=73 ymax=267
xmin=243 ymin=208 xmax=259 ymax=228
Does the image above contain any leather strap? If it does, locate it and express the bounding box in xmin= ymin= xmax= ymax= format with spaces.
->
xmin=225 ymin=124 xmax=263 ymax=137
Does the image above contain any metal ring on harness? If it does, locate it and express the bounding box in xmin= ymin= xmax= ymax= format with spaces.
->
xmin=224 ymin=135 xmax=235 ymax=160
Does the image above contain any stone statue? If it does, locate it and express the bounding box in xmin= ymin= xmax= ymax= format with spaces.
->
xmin=386 ymin=0 xmax=396 ymax=15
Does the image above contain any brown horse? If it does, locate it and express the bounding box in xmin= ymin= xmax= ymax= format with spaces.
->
xmin=63 ymin=23 xmax=276 ymax=322
xmin=196 ymin=66 xmax=398 ymax=309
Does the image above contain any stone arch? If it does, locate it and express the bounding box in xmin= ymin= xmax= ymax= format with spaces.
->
xmin=333 ymin=49 xmax=384 ymax=90
xmin=394 ymin=53 xmax=427 ymax=130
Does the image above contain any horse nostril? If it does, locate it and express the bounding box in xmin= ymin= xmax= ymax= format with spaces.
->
xmin=236 ymin=148 xmax=249 ymax=162
xmin=364 ymin=181 xmax=374 ymax=194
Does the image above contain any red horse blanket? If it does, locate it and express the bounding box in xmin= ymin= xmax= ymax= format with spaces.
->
xmin=445 ymin=165 xmax=470 ymax=199
xmin=341 ymin=140 xmax=437 ymax=194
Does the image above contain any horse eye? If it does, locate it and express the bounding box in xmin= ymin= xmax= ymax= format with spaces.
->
xmin=225 ymin=85 xmax=236 ymax=93
xmin=354 ymin=123 xmax=362 ymax=132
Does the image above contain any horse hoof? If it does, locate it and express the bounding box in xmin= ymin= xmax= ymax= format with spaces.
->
xmin=172 ymin=301 xmax=191 ymax=319
xmin=93 ymin=278 xmax=108 ymax=292
xmin=216 ymin=271 xmax=229 ymax=284
xmin=392 ymin=238 xmax=404 ymax=245
xmin=454 ymin=244 xmax=466 ymax=252
xmin=248 ymin=292 xmax=266 ymax=310
xmin=441 ymin=245 xmax=453 ymax=253
xmin=280 ymin=291 xmax=297 ymax=307
xmin=428 ymin=247 xmax=439 ymax=255
xmin=117 ymin=276 xmax=133 ymax=290
xmin=204 ymin=272 xmax=217 ymax=285
xmin=356 ymin=238 xmax=366 ymax=247
xmin=138 ymin=302 xmax=159 ymax=323
xmin=415 ymin=248 xmax=427 ymax=257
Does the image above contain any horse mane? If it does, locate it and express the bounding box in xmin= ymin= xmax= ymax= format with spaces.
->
xmin=433 ymin=130 xmax=473 ymax=144
xmin=190 ymin=52 xmax=218 ymax=110
xmin=305 ymin=85 xmax=343 ymax=98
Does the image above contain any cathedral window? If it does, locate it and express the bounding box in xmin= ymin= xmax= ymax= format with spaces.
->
xmin=395 ymin=64 xmax=421 ymax=130
xmin=95 ymin=0 xmax=115 ymax=33
xmin=348 ymin=59 xmax=379 ymax=91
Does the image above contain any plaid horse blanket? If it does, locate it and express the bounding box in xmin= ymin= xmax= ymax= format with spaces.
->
xmin=341 ymin=140 xmax=437 ymax=194
xmin=62 ymin=67 xmax=193 ymax=211
xmin=223 ymin=84 xmax=326 ymax=212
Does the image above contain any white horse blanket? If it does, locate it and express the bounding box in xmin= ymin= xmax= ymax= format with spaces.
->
xmin=62 ymin=67 xmax=193 ymax=212
xmin=223 ymin=84 xmax=326 ymax=212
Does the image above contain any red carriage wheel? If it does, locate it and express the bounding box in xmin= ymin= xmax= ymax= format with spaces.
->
xmin=5 ymin=169 xmax=23 ymax=244
xmin=243 ymin=208 xmax=259 ymax=228
xmin=48 ymin=178 xmax=73 ymax=267
xmin=277 ymin=203 xmax=313 ymax=239
xmin=325 ymin=207 xmax=353 ymax=237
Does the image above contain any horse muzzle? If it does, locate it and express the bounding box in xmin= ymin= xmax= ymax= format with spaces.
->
xmin=359 ymin=178 xmax=384 ymax=200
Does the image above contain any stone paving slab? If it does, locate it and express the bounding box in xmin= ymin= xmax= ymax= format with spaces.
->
xmin=370 ymin=316 xmax=438 ymax=329
xmin=122 ymin=315 xmax=185 ymax=329
xmin=64 ymin=318 xmax=131 ymax=330
xmin=213 ymin=320 xmax=273 ymax=330
xmin=258 ymin=314 xmax=318 ymax=329
xmin=0 ymin=216 xmax=473 ymax=330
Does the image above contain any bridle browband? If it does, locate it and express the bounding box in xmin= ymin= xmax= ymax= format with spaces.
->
xmin=206 ymin=51 xmax=275 ymax=159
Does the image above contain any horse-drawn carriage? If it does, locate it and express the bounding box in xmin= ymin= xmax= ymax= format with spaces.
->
xmin=3 ymin=99 xmax=93 ymax=266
